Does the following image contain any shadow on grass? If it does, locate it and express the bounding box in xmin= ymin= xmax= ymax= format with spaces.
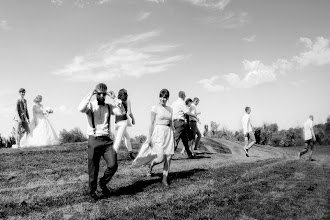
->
xmin=111 ymin=168 xmax=206 ymax=196
xmin=0 ymin=168 xmax=207 ymax=218
xmin=172 ymin=155 xmax=211 ymax=161
xmin=200 ymin=138 xmax=232 ymax=154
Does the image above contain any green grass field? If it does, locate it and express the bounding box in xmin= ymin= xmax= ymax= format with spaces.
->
xmin=0 ymin=140 xmax=329 ymax=219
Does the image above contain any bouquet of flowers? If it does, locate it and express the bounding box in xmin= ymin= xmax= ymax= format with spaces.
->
xmin=45 ymin=107 xmax=54 ymax=114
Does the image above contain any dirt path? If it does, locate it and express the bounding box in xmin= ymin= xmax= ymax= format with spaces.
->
xmin=143 ymin=138 xmax=330 ymax=176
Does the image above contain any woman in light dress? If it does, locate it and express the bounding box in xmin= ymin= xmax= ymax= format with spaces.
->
xmin=19 ymin=95 xmax=59 ymax=148
xmin=112 ymin=88 xmax=136 ymax=160
xmin=133 ymin=89 xmax=174 ymax=186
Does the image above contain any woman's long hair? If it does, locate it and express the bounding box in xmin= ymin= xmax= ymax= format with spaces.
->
xmin=118 ymin=89 xmax=128 ymax=101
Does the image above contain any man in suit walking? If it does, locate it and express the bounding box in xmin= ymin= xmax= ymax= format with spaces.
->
xmin=13 ymin=88 xmax=30 ymax=148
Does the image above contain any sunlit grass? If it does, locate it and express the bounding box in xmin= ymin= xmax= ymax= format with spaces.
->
xmin=0 ymin=141 xmax=329 ymax=219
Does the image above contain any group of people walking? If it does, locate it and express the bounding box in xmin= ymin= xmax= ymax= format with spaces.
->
xmin=78 ymin=83 xmax=202 ymax=200
xmin=242 ymin=106 xmax=316 ymax=161
xmin=12 ymin=83 xmax=317 ymax=201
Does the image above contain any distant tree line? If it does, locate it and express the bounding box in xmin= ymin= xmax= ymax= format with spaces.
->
xmin=0 ymin=127 xmax=16 ymax=148
xmin=3 ymin=116 xmax=328 ymax=148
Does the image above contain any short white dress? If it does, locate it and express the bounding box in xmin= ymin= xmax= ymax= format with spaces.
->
xmin=132 ymin=105 xmax=174 ymax=166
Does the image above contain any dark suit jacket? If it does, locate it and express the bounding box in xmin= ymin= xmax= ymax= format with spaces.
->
xmin=16 ymin=98 xmax=29 ymax=121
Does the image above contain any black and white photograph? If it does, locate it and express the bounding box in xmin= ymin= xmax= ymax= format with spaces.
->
xmin=0 ymin=0 xmax=329 ymax=219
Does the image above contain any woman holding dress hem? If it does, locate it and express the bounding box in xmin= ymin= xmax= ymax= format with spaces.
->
xmin=133 ymin=88 xmax=174 ymax=186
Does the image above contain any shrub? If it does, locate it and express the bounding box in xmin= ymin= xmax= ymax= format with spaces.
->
xmin=0 ymin=134 xmax=6 ymax=148
xmin=210 ymin=121 xmax=220 ymax=137
xmin=234 ymin=130 xmax=245 ymax=142
xmin=59 ymin=127 xmax=87 ymax=143
xmin=134 ymin=135 xmax=147 ymax=143
xmin=314 ymin=123 xmax=330 ymax=145
xmin=0 ymin=127 xmax=16 ymax=148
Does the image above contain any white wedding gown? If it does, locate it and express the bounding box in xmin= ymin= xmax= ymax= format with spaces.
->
xmin=20 ymin=104 xmax=60 ymax=148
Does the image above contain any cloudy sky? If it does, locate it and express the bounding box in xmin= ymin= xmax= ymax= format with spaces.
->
xmin=1 ymin=0 xmax=329 ymax=138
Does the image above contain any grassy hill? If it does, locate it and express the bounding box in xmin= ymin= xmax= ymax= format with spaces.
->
xmin=0 ymin=138 xmax=329 ymax=219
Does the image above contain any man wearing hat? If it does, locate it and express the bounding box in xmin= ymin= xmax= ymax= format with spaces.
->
xmin=13 ymin=88 xmax=30 ymax=148
xmin=78 ymin=83 xmax=117 ymax=200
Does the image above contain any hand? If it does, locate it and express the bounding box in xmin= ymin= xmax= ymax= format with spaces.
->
xmin=312 ymin=136 xmax=316 ymax=142
xmin=107 ymin=91 xmax=115 ymax=99
xmin=92 ymin=89 xmax=97 ymax=96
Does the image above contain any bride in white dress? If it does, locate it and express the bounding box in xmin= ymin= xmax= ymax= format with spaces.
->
xmin=19 ymin=95 xmax=60 ymax=148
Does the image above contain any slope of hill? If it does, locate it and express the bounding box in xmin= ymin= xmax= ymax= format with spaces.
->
xmin=0 ymin=138 xmax=329 ymax=219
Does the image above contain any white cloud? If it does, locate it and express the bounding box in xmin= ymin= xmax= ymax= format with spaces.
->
xmin=183 ymin=0 xmax=231 ymax=10
xmin=197 ymin=76 xmax=226 ymax=92
xmin=53 ymin=30 xmax=187 ymax=82
xmin=137 ymin=12 xmax=151 ymax=21
xmin=272 ymin=59 xmax=293 ymax=75
xmin=199 ymin=36 xmax=330 ymax=92
xmin=200 ymin=11 xmax=250 ymax=29
xmin=50 ymin=0 xmax=64 ymax=6
xmin=50 ymin=0 xmax=111 ymax=7
xmin=55 ymin=105 xmax=75 ymax=115
xmin=146 ymin=0 xmax=165 ymax=3
xmin=242 ymin=35 xmax=256 ymax=43
xmin=0 ymin=20 xmax=10 ymax=30
xmin=200 ymin=58 xmax=291 ymax=91
xmin=293 ymin=37 xmax=330 ymax=67
xmin=223 ymin=60 xmax=277 ymax=88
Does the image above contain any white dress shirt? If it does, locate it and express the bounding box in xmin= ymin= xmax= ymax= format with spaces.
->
xmin=171 ymin=98 xmax=189 ymax=120
xmin=78 ymin=92 xmax=114 ymax=136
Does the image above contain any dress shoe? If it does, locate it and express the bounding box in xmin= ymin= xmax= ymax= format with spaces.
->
xmin=188 ymin=154 xmax=196 ymax=159
xmin=99 ymin=180 xmax=111 ymax=197
xmin=89 ymin=192 xmax=99 ymax=201
xmin=129 ymin=152 xmax=135 ymax=160
xmin=243 ymin=148 xmax=249 ymax=157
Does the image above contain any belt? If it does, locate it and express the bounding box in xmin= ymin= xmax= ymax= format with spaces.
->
xmin=156 ymin=124 xmax=170 ymax=127
xmin=115 ymin=114 xmax=127 ymax=123
xmin=173 ymin=119 xmax=184 ymax=122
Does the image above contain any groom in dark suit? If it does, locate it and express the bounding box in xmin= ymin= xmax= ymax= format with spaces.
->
xmin=14 ymin=88 xmax=30 ymax=148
